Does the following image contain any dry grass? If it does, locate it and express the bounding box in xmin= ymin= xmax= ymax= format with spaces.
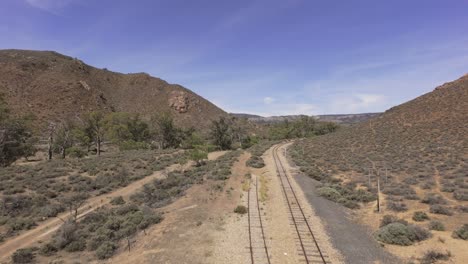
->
xmin=0 ymin=149 xmax=183 ymax=238
xmin=259 ymin=174 xmax=268 ymax=202
xmin=289 ymin=75 xmax=468 ymax=262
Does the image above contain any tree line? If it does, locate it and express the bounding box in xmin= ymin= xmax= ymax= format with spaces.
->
xmin=0 ymin=95 xmax=339 ymax=167
xmin=266 ymin=116 xmax=339 ymax=140
xmin=0 ymin=93 xmax=258 ymax=166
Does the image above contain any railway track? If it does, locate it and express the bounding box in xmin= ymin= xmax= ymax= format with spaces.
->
xmin=248 ymin=174 xmax=271 ymax=264
xmin=272 ymin=144 xmax=329 ymax=264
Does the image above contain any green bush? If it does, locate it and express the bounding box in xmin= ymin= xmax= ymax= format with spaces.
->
xmin=375 ymin=223 xmax=432 ymax=246
xmin=66 ymin=146 xmax=86 ymax=158
xmin=380 ymin=215 xmax=408 ymax=227
xmin=421 ymin=250 xmax=451 ymax=264
xmin=422 ymin=193 xmax=447 ymax=205
xmin=119 ymin=140 xmax=149 ymax=151
xmin=110 ymin=196 xmax=126 ymax=205
xmin=49 ymin=204 xmax=163 ymax=259
xmin=39 ymin=243 xmax=58 ymax=256
xmin=452 ymin=224 xmax=468 ymax=240
xmin=54 ymin=221 xmax=78 ymax=249
xmin=234 ymin=205 xmax=247 ymax=214
xmin=65 ymin=238 xmax=86 ymax=252
xmin=189 ymin=149 xmax=208 ymax=166
xmin=428 ymin=220 xmax=445 ymax=231
xmin=246 ymin=155 xmax=265 ymax=168
xmin=454 ymin=190 xmax=468 ymax=201
xmin=387 ymin=201 xmax=408 ymax=212
xmin=413 ymin=211 xmax=430 ymax=222
xmin=95 ymin=241 xmax=117 ymax=259
xmin=12 ymin=248 xmax=35 ymax=264
xmin=317 ymin=186 xmax=342 ymax=201
xmin=429 ymin=205 xmax=453 ymax=215
xmin=317 ymin=184 xmax=375 ymax=209
xmin=8 ymin=217 xmax=37 ymax=232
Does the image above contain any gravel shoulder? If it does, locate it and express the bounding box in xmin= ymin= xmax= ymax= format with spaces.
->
xmin=285 ymin=145 xmax=401 ymax=264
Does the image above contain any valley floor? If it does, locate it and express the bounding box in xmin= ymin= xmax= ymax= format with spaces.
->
xmin=2 ymin=143 xmax=463 ymax=263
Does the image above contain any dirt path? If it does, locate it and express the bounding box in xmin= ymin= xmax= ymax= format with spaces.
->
xmin=97 ymin=151 xmax=249 ymax=264
xmin=0 ymin=151 xmax=228 ymax=263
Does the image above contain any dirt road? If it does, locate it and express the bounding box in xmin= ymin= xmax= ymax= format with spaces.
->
xmin=0 ymin=151 xmax=228 ymax=263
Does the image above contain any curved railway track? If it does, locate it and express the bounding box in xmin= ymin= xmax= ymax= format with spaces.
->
xmin=272 ymin=144 xmax=328 ymax=264
xmin=248 ymin=174 xmax=271 ymax=264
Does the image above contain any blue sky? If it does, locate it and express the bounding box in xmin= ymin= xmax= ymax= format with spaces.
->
xmin=1 ymin=0 xmax=467 ymax=116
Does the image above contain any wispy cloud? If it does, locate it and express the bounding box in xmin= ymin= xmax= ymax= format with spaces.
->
xmin=263 ymin=97 xmax=276 ymax=105
xmin=25 ymin=0 xmax=75 ymax=14
xmin=329 ymin=94 xmax=385 ymax=114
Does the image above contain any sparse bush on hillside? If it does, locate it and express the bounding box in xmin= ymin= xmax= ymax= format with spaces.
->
xmin=95 ymin=241 xmax=117 ymax=260
xmin=387 ymin=201 xmax=408 ymax=212
xmin=50 ymin=204 xmax=162 ymax=259
xmin=317 ymin=187 xmax=342 ymax=201
xmin=382 ymin=183 xmax=417 ymax=198
xmin=246 ymin=141 xmax=279 ymax=168
xmin=456 ymin=205 xmax=468 ymax=213
xmin=452 ymin=224 xmax=468 ymax=240
xmin=429 ymin=204 xmax=453 ymax=216
xmin=39 ymin=243 xmax=58 ymax=256
xmin=374 ymin=222 xmax=431 ymax=246
xmin=246 ymin=155 xmax=265 ymax=168
xmin=12 ymin=248 xmax=35 ymax=264
xmin=403 ymin=177 xmax=419 ymax=185
xmin=110 ymin=196 xmax=126 ymax=205
xmin=428 ymin=220 xmax=445 ymax=231
xmin=422 ymin=193 xmax=447 ymax=205
xmin=380 ymin=215 xmax=408 ymax=228
xmin=454 ymin=190 xmax=468 ymax=201
xmin=316 ymin=184 xmax=375 ymax=209
xmin=421 ymin=250 xmax=451 ymax=264
xmin=0 ymin=149 xmax=183 ymax=239
xmin=413 ymin=211 xmax=430 ymax=222
xmin=234 ymin=205 xmax=247 ymax=214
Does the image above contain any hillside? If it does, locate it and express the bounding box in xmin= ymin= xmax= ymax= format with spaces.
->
xmin=290 ymin=74 xmax=468 ymax=260
xmin=231 ymin=113 xmax=380 ymax=125
xmin=292 ymin=74 xmax=468 ymax=198
xmin=0 ymin=49 xmax=227 ymax=132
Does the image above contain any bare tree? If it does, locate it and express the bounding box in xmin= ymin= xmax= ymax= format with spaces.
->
xmin=62 ymin=193 xmax=88 ymax=222
xmin=54 ymin=120 xmax=76 ymax=159
xmin=47 ymin=122 xmax=56 ymax=160
xmin=84 ymin=111 xmax=106 ymax=156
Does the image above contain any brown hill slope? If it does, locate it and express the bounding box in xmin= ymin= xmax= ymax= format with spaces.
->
xmin=0 ymin=49 xmax=226 ymax=131
xmin=291 ymin=74 xmax=468 ymax=202
xmin=290 ymin=75 xmax=468 ymax=264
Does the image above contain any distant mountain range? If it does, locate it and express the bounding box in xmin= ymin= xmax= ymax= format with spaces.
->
xmin=230 ymin=113 xmax=381 ymax=125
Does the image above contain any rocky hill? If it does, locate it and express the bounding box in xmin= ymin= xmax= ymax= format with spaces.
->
xmin=0 ymin=49 xmax=227 ymax=132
